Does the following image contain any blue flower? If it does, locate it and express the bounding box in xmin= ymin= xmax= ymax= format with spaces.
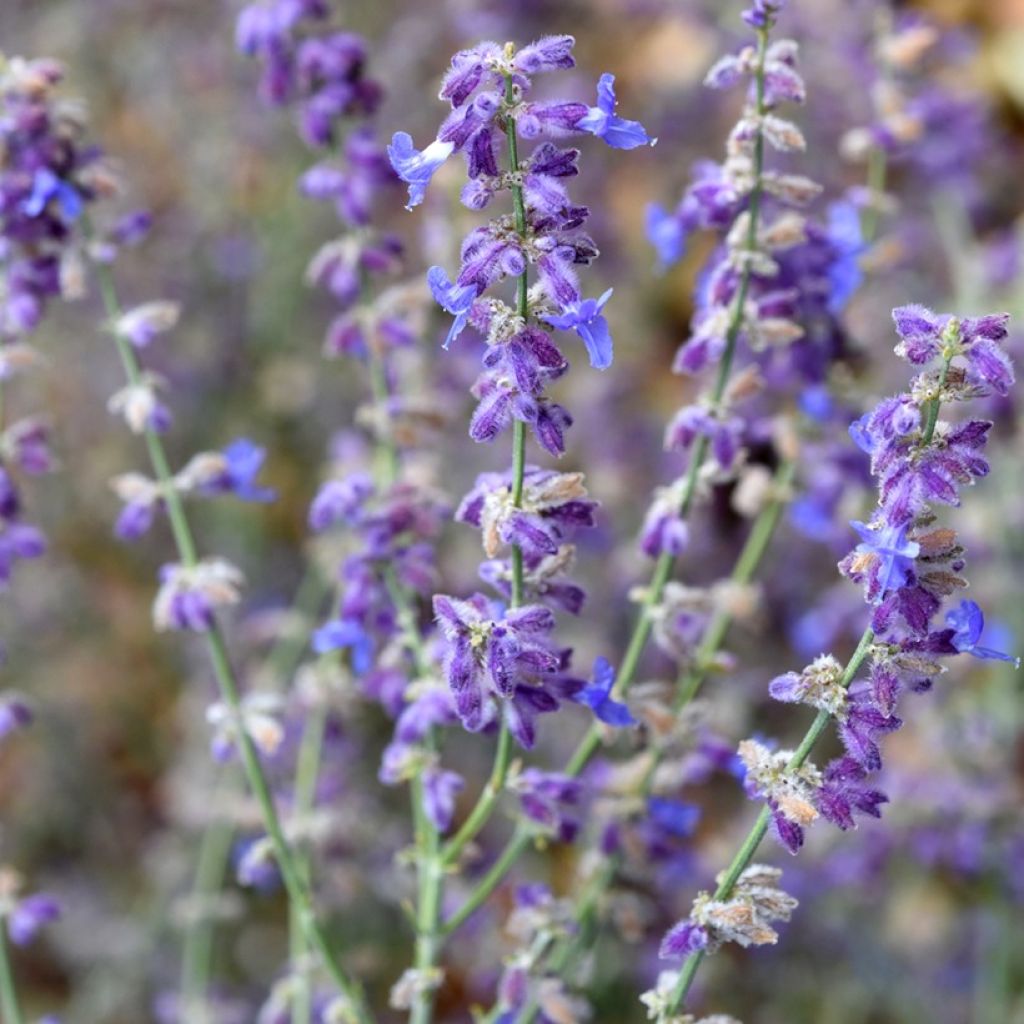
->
xmin=645 ymin=202 xmax=686 ymax=269
xmin=825 ymin=201 xmax=864 ymax=313
xmin=427 ymin=266 xmax=479 ymax=349
xmin=851 ymin=519 xmax=920 ymax=600
xmin=578 ymin=74 xmax=654 ymax=150
xmin=387 ymin=132 xmax=454 ymax=210
xmin=647 ymin=797 xmax=701 ymax=836
xmin=313 ymin=617 xmax=375 ymax=674
xmin=219 ymin=438 xmax=276 ymax=503
xmin=23 ymin=168 xmax=82 ymax=222
xmin=946 ymin=600 xmax=1020 ymax=667
xmin=542 ymin=288 xmax=614 ymax=369
xmin=571 ymin=656 xmax=635 ymax=726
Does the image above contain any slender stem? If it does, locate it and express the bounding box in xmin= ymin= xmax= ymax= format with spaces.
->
xmin=513 ymin=461 xmax=795 ymax=1024
xmin=0 ymin=919 xmax=25 ymax=1024
xmin=564 ymin=23 xmax=771 ymax=777
xmin=860 ymin=145 xmax=887 ymax=243
xmin=179 ymin=777 xmax=236 ymax=1018
xmin=440 ymin=826 xmax=531 ymax=936
xmin=89 ymin=255 xmax=370 ymax=1023
xmin=290 ymin=703 xmax=328 ymax=1024
xmin=921 ymin=355 xmax=951 ymax=447
xmin=667 ymin=625 xmax=876 ymax=1012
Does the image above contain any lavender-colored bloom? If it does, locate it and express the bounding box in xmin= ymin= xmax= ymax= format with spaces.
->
xmin=946 ymin=600 xmax=1019 ymax=666
xmin=421 ymin=766 xmax=464 ymax=832
xmin=513 ymin=768 xmax=583 ymax=842
xmin=427 ymin=266 xmax=479 ymax=349
xmin=433 ymin=593 xmax=561 ymax=741
xmin=570 ymin=657 xmax=634 ymax=727
xmin=0 ymin=693 xmax=32 ymax=741
xmin=312 ymin=617 xmax=374 ymax=674
xmin=577 ymin=74 xmax=654 ymax=150
xmin=541 ymin=288 xmax=614 ymax=369
xmin=387 ymin=133 xmax=454 ymax=210
xmin=659 ymin=919 xmax=709 ymax=959
xmin=202 ymin=439 xmax=276 ymax=503
xmin=7 ymin=893 xmax=60 ymax=946
xmin=849 ymin=519 xmax=921 ymax=603
xmin=308 ymin=471 xmax=374 ymax=531
xmin=647 ymin=797 xmax=701 ymax=837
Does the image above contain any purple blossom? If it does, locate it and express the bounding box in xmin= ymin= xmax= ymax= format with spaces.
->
xmin=541 ymin=288 xmax=614 ymax=369
xmin=570 ymin=657 xmax=635 ymax=727
xmin=7 ymin=893 xmax=60 ymax=946
xmin=387 ymin=133 xmax=453 ymax=210
xmin=577 ymin=74 xmax=654 ymax=150
xmin=946 ymin=600 xmax=1019 ymax=666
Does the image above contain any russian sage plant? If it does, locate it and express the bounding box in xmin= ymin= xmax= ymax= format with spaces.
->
xmin=0 ymin=2 xmax=1019 ymax=1023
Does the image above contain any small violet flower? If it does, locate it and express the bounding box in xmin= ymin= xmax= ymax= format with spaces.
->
xmin=578 ymin=74 xmax=655 ymax=150
xmin=946 ymin=600 xmax=1019 ymax=667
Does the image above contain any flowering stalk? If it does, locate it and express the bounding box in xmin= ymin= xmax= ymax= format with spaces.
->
xmin=389 ymin=35 xmax=651 ymax=1019
xmin=656 ymin=305 xmax=1017 ymax=1017
xmin=442 ymin=2 xmax=813 ymax=936
xmin=89 ymin=253 xmax=372 ymax=1023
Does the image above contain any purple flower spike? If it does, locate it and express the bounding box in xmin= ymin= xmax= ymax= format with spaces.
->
xmin=542 ymin=288 xmax=614 ymax=369
xmin=946 ymin=600 xmax=1019 ymax=667
xmin=8 ymin=893 xmax=61 ymax=946
xmin=578 ymin=74 xmax=654 ymax=150
xmin=387 ymin=132 xmax=453 ymax=209
xmin=570 ymin=657 xmax=635 ymax=727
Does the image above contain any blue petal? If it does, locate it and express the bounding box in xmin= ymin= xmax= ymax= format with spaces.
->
xmin=646 ymin=203 xmax=686 ymax=268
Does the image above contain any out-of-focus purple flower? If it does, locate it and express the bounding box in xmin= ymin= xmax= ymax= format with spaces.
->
xmin=312 ymin=617 xmax=374 ymax=674
xmin=0 ymin=693 xmax=32 ymax=741
xmin=7 ymin=893 xmax=60 ymax=946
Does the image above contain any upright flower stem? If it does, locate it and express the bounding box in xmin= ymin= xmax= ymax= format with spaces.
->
xmin=89 ymin=257 xmax=371 ymax=1024
xmin=442 ymin=30 xmax=774 ymax=933
xmin=566 ymin=23 xmax=770 ymax=777
xmin=407 ymin=69 xmax=531 ymax=1024
xmin=178 ymin=771 xmax=236 ymax=1018
xmin=667 ymin=624 xmax=876 ymax=1012
xmin=512 ymin=460 xmax=795 ymax=1023
xmin=0 ymin=917 xmax=25 ymax=1024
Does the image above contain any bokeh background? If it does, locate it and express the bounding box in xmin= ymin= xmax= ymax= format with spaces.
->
xmin=0 ymin=0 xmax=1022 ymax=1022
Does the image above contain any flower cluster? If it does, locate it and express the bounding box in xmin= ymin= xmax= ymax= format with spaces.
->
xmin=0 ymin=55 xmax=104 ymax=649
xmin=659 ymin=305 xmax=1016 ymax=974
xmin=393 ymin=36 xmax=650 ymax=746
xmin=236 ymin=1 xmax=381 ymax=144
xmin=390 ymin=35 xmax=651 ymax=451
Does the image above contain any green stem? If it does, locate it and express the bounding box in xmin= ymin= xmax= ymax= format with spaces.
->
xmin=90 ymin=255 xmax=370 ymax=1023
xmin=0 ymin=918 xmax=25 ymax=1024
xmin=179 ymin=778 xmax=236 ymax=1019
xmin=290 ymin=704 xmax=328 ymax=1024
xmin=860 ymin=145 xmax=887 ymax=243
xmin=564 ymin=22 xmax=771 ymax=778
xmin=667 ymin=625 xmax=876 ymax=1012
